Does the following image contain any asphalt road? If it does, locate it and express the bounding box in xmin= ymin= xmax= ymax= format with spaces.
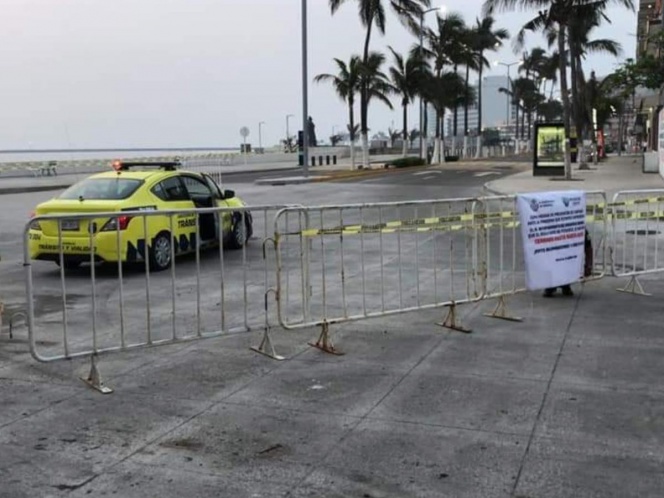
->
xmin=4 ymin=161 xmax=664 ymax=498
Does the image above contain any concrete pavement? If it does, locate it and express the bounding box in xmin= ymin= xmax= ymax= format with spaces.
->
xmin=485 ymin=154 xmax=664 ymax=197
xmin=2 ymin=273 xmax=664 ymax=496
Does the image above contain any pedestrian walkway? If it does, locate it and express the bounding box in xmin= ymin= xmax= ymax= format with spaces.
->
xmin=485 ymin=154 xmax=663 ymax=197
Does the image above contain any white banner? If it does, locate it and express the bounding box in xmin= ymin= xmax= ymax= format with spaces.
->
xmin=517 ymin=191 xmax=586 ymax=290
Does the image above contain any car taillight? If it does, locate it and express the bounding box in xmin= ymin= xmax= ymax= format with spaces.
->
xmin=101 ymin=215 xmax=133 ymax=231
xmin=29 ymin=211 xmax=41 ymax=231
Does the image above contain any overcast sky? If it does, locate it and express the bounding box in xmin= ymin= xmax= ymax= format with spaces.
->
xmin=1 ymin=0 xmax=636 ymax=150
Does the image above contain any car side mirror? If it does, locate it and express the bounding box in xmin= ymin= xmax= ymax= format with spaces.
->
xmin=223 ymin=189 xmax=235 ymax=199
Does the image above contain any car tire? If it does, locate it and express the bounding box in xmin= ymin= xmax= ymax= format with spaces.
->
xmin=149 ymin=231 xmax=172 ymax=271
xmin=227 ymin=213 xmax=250 ymax=250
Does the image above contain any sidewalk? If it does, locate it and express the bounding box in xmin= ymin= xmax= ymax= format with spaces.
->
xmin=484 ymin=154 xmax=664 ymax=197
xmin=2 ymin=274 xmax=664 ymax=496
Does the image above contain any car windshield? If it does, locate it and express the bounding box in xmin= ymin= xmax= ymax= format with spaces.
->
xmin=59 ymin=178 xmax=143 ymax=200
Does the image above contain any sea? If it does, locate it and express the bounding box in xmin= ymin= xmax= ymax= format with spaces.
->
xmin=0 ymin=148 xmax=240 ymax=164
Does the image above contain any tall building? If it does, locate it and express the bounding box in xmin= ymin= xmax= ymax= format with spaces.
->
xmin=426 ymin=75 xmax=518 ymax=139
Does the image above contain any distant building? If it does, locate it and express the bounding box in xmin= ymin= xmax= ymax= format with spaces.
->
xmin=426 ymin=75 xmax=518 ymax=139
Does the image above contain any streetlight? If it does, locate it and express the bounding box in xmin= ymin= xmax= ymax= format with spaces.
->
xmin=286 ymin=114 xmax=294 ymax=147
xmin=419 ymin=5 xmax=445 ymax=159
xmin=301 ymin=0 xmax=309 ymax=177
xmin=494 ymin=60 xmax=522 ymax=128
xmin=258 ymin=121 xmax=265 ymax=152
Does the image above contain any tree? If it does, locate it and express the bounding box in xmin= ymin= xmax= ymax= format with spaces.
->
xmin=329 ymin=134 xmax=345 ymax=146
xmin=483 ymin=0 xmax=634 ymax=179
xmin=388 ymin=46 xmax=429 ymax=156
xmin=472 ymin=16 xmax=509 ymax=156
xmin=421 ymin=71 xmax=473 ymax=163
xmin=314 ymin=56 xmax=361 ymax=169
xmin=329 ymin=0 xmax=431 ymax=168
xmin=424 ymin=11 xmax=466 ymax=160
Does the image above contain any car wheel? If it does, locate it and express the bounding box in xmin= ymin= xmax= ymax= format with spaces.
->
xmin=150 ymin=232 xmax=172 ymax=271
xmin=227 ymin=214 xmax=249 ymax=250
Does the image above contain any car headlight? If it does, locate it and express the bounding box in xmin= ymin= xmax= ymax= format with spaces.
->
xmin=29 ymin=211 xmax=41 ymax=231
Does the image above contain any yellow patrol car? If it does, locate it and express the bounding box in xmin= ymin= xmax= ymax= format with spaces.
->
xmin=28 ymin=161 xmax=252 ymax=271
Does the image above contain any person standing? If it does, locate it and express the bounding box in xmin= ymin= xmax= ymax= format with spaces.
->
xmin=543 ymin=230 xmax=593 ymax=297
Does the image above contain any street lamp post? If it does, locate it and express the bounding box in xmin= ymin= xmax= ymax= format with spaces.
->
xmin=258 ymin=121 xmax=265 ymax=152
xmin=301 ymin=0 xmax=309 ymax=177
xmin=419 ymin=6 xmax=444 ymax=160
xmin=495 ymin=60 xmax=522 ymax=129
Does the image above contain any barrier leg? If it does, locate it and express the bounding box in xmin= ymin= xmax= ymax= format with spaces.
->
xmin=251 ymin=325 xmax=285 ymax=360
xmin=483 ymin=296 xmax=523 ymax=322
xmin=8 ymin=311 xmax=26 ymax=340
xmin=81 ymin=355 xmax=113 ymax=394
xmin=616 ymin=275 xmax=651 ymax=296
xmin=251 ymin=290 xmax=285 ymax=360
xmin=437 ymin=303 xmax=472 ymax=334
xmin=309 ymin=322 xmax=344 ymax=355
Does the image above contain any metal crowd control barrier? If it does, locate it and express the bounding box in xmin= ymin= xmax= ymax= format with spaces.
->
xmin=473 ymin=191 xmax=608 ymax=320
xmin=273 ymin=198 xmax=486 ymax=352
xmin=24 ymin=204 xmax=297 ymax=393
xmin=610 ymin=189 xmax=664 ymax=295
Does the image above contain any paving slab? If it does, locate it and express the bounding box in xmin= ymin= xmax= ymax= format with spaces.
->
xmin=514 ymin=436 xmax=664 ymax=498
xmin=289 ymin=419 xmax=525 ymax=498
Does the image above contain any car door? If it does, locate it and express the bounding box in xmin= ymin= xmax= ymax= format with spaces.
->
xmin=150 ymin=175 xmax=197 ymax=255
xmin=202 ymin=173 xmax=233 ymax=239
xmin=180 ymin=175 xmax=219 ymax=242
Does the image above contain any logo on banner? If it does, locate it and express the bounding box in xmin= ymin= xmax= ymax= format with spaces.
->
xmin=562 ymin=197 xmax=570 ymax=207
xmin=529 ymin=199 xmax=540 ymax=212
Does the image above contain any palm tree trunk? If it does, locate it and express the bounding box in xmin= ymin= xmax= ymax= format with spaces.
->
xmin=402 ymin=101 xmax=408 ymax=157
xmin=464 ymin=65 xmax=470 ymax=136
xmin=360 ymin=24 xmax=373 ymax=169
xmin=453 ymin=64 xmax=459 ymax=137
xmin=476 ymin=55 xmax=483 ymax=158
xmin=349 ymin=101 xmax=356 ymax=170
xmin=433 ymin=108 xmax=441 ymax=163
xmin=558 ymin=24 xmax=573 ymax=180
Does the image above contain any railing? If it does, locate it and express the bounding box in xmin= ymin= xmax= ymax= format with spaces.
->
xmin=610 ymin=189 xmax=664 ymax=294
xmin=24 ymin=204 xmax=296 ymax=391
xmin=272 ymin=198 xmax=485 ymax=348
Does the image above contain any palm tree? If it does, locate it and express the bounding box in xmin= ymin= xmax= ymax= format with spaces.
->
xmin=422 ymin=71 xmax=472 ymax=163
xmin=472 ymin=16 xmax=509 ymax=157
xmin=358 ymin=52 xmax=395 ymax=163
xmin=483 ymin=0 xmax=634 ymax=179
xmin=329 ymin=0 xmax=431 ymax=168
xmin=314 ymin=56 xmax=361 ymax=169
xmin=424 ymin=11 xmax=466 ymax=161
xmin=388 ymin=46 xmax=429 ymax=156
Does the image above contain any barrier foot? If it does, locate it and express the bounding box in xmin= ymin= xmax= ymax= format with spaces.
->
xmin=8 ymin=312 xmax=26 ymax=340
xmin=251 ymin=326 xmax=285 ymax=360
xmin=309 ymin=322 xmax=344 ymax=355
xmin=437 ymin=303 xmax=472 ymax=334
xmin=483 ymin=296 xmax=522 ymax=322
xmin=617 ymin=276 xmax=651 ymax=296
xmin=81 ymin=355 xmax=113 ymax=394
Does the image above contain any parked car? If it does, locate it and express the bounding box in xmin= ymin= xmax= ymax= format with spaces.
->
xmin=29 ymin=161 xmax=252 ymax=271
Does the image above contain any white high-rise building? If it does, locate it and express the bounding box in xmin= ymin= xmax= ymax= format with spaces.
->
xmin=427 ymin=75 xmax=517 ymax=137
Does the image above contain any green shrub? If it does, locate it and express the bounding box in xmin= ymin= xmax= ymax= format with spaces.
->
xmin=444 ymin=155 xmax=459 ymax=162
xmin=387 ymin=157 xmax=426 ymax=168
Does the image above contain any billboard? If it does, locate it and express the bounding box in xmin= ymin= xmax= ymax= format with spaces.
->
xmin=533 ymin=122 xmax=565 ymax=176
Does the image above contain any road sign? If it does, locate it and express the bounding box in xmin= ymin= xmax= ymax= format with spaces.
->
xmin=240 ymin=127 xmax=250 ymax=138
